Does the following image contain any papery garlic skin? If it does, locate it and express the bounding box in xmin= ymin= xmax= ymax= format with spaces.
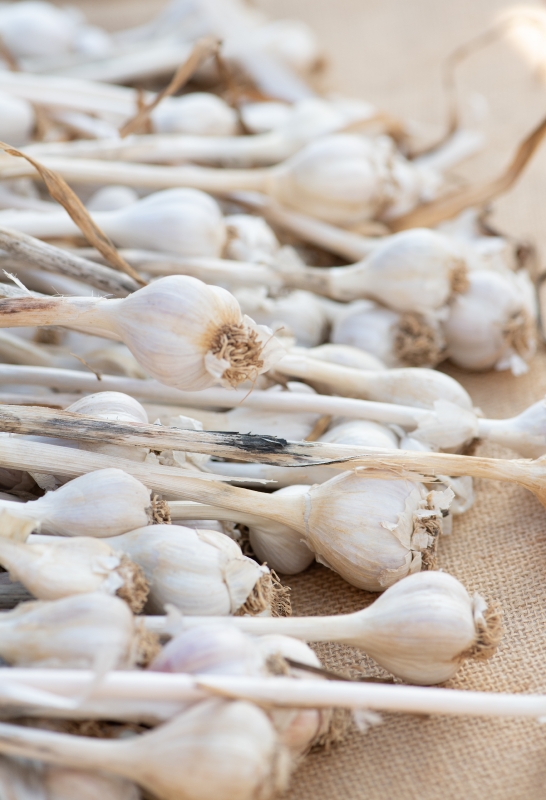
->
xmin=0 ymin=592 xmax=147 ymax=669
xmin=352 ymin=571 xmax=482 ymax=684
xmin=248 ymin=486 xmax=315 ymax=574
xmin=0 ymin=700 xmax=290 ymax=800
xmin=107 ymin=525 xmax=268 ymax=616
xmin=443 ymin=269 xmax=537 ymax=374
xmin=96 ymin=276 xmax=284 ymax=390
xmin=44 ymin=766 xmax=141 ymax=800
xmin=305 ymin=474 xmax=452 ymax=590
xmin=0 ymin=469 xmax=152 ymax=538
xmin=332 ymin=300 xmax=446 ymax=368
xmin=235 ymin=288 xmax=329 ymax=348
xmin=151 ymin=93 xmax=239 ymax=136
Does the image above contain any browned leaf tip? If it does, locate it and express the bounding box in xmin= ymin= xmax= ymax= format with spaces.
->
xmin=0 ymin=142 xmax=146 ymax=286
xmin=119 ymin=36 xmax=221 ymax=138
xmin=390 ymin=112 xmax=546 ymax=231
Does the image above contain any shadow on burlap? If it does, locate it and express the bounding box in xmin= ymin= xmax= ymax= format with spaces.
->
xmin=46 ymin=0 xmax=546 ymax=796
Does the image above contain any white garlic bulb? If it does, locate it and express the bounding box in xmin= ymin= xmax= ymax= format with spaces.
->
xmin=0 ymin=592 xmax=156 ymax=669
xmin=106 ymin=525 xmax=276 ymax=616
xmin=289 ymin=229 xmax=468 ymax=313
xmin=235 ymin=288 xmax=329 ymax=348
xmin=86 ymin=186 xmax=139 ymax=212
xmin=250 ymin=18 xmax=321 ymax=74
xmin=0 ymin=91 xmax=35 ymax=146
xmin=224 ymin=214 xmax=281 ymax=263
xmin=265 ymin=134 xmax=440 ymax=225
xmin=443 ymin=269 xmax=537 ymax=374
xmin=0 ymin=1 xmax=81 ymax=59
xmin=0 ymin=276 xmax=284 ymax=390
xmin=0 ymin=699 xmax=290 ymax=800
xmin=0 ymin=469 xmax=153 ymax=537
xmin=218 ymin=571 xmax=500 ymax=684
xmin=0 ymin=189 xmax=227 ymax=258
xmin=66 ymin=392 xmax=149 ymax=462
xmin=2 ymin=526 xmax=148 ymax=612
xmin=331 ymin=300 xmax=446 ymax=368
xmin=302 ymin=474 xmax=452 ymax=590
xmin=151 ymin=93 xmax=239 ymax=136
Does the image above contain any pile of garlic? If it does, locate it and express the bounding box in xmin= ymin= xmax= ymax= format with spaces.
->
xmin=0 ymin=0 xmax=540 ymax=795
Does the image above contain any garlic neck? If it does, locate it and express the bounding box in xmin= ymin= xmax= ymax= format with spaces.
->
xmin=168 ymin=501 xmax=279 ymax=528
xmin=178 ymin=612 xmax=360 ymax=643
xmin=0 ymin=296 xmax=114 ymax=333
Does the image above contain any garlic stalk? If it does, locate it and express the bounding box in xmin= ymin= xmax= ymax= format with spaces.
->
xmin=0 ymin=189 xmax=228 ymax=258
xmin=106 ymin=524 xmax=287 ymax=617
xmin=0 ymin=699 xmax=290 ymax=800
xmin=0 ymin=518 xmax=149 ymax=612
xmin=44 ymin=766 xmax=141 ymax=800
xmin=0 ymin=134 xmax=442 ymax=227
xmin=443 ymin=268 xmax=537 ymax=375
xmin=0 ymin=592 xmax=158 ymax=668
xmin=149 ymin=571 xmax=501 ymax=685
xmin=0 ymin=276 xmax=284 ymax=391
xmin=25 ymin=97 xmax=381 ymax=167
xmin=0 ymin=72 xmax=238 ymax=134
xmin=330 ymin=300 xmax=446 ymax=368
xmin=0 ymin=468 xmax=154 ymax=537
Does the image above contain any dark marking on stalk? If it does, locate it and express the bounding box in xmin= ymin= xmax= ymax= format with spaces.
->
xmin=0 ymin=297 xmax=57 ymax=314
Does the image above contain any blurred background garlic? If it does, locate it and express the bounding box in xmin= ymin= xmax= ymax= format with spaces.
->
xmin=235 ymin=288 xmax=329 ymax=348
xmin=44 ymin=766 xmax=141 ymax=800
xmin=105 ymin=524 xmax=287 ymax=617
xmin=330 ymin=300 xmax=446 ymax=368
xmin=0 ymin=92 xmax=36 ymax=146
xmin=0 ymin=189 xmax=228 ymax=258
xmin=0 ymin=592 xmax=157 ymax=669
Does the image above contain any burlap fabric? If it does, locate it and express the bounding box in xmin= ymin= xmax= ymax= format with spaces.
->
xmin=47 ymin=0 xmax=546 ymax=796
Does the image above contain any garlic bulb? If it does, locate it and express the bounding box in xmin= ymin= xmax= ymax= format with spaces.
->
xmin=86 ymin=186 xmax=139 ymax=212
xmin=0 ymin=699 xmax=290 ymax=800
xmin=0 ymin=91 xmax=35 ymax=146
xmin=151 ymin=93 xmax=239 ymax=136
xmin=298 ymin=343 xmax=386 ymax=395
xmin=0 ymin=276 xmax=284 ymax=390
xmin=0 ymin=469 xmax=153 ymax=537
xmin=221 ymin=382 xmax=322 ymax=440
xmin=66 ymin=392 xmax=149 ymax=463
xmin=286 ymin=229 xmax=468 ymax=312
xmin=189 ymin=571 xmax=500 ymax=685
xmin=0 ymin=189 xmax=228 ymax=258
xmin=443 ymin=269 xmax=537 ymax=374
xmin=302 ymin=474 xmax=452 ymax=590
xmin=0 ymin=1 xmax=85 ymax=59
xmin=331 ymin=300 xmax=446 ymax=368
xmin=250 ymin=18 xmax=321 ymax=74
xmin=106 ymin=524 xmax=283 ymax=617
xmin=1 ymin=525 xmax=148 ymax=612
xmin=235 ymin=288 xmax=329 ymax=348
xmin=0 ymin=592 xmax=156 ymax=668
xmin=224 ymin=214 xmax=281 ymax=262
xmin=265 ymin=134 xmax=440 ymax=225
